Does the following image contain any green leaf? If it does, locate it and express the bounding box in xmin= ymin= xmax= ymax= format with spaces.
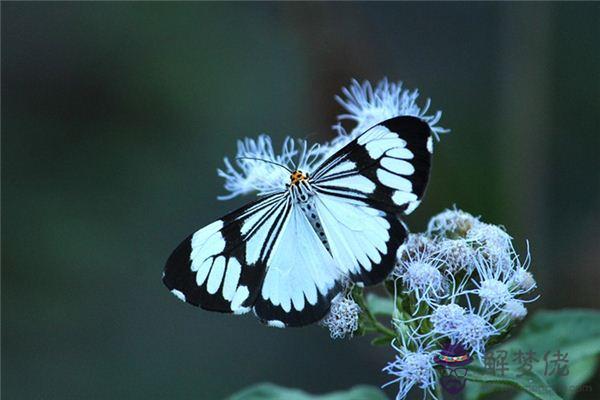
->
xmin=228 ymin=383 xmax=387 ymax=400
xmin=365 ymin=293 xmax=394 ymax=316
xmin=465 ymin=309 xmax=600 ymax=400
xmin=371 ymin=335 xmax=393 ymax=346
xmin=558 ymin=356 xmax=598 ymax=400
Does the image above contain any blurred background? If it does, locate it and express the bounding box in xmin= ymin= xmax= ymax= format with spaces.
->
xmin=2 ymin=2 xmax=599 ymax=399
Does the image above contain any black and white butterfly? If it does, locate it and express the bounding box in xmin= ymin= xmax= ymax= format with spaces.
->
xmin=163 ymin=116 xmax=433 ymax=327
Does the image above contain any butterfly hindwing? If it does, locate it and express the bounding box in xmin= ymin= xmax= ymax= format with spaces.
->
xmin=253 ymin=206 xmax=341 ymax=327
xmin=313 ymin=191 xmax=407 ymax=286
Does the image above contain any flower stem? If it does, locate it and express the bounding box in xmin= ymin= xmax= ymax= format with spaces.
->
xmin=353 ymin=288 xmax=396 ymax=338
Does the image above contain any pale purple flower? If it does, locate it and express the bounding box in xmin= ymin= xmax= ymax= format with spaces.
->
xmin=330 ymin=78 xmax=448 ymax=153
xmin=320 ymin=294 xmax=361 ymax=339
xmin=383 ymin=336 xmax=439 ymax=400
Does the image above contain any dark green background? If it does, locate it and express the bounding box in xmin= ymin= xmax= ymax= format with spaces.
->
xmin=3 ymin=3 xmax=599 ymax=399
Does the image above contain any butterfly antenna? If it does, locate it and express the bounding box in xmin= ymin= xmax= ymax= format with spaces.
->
xmin=236 ymin=157 xmax=293 ymax=173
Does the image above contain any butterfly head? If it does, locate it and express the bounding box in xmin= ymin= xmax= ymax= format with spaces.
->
xmin=289 ymin=170 xmax=309 ymax=186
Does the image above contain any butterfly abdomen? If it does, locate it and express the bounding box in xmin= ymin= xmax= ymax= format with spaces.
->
xmin=298 ymin=199 xmax=331 ymax=253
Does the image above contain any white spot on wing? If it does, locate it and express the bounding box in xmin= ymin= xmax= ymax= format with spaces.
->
xmin=170 ymin=289 xmax=186 ymax=302
xmin=427 ymin=136 xmax=433 ymax=154
xmin=392 ymin=190 xmax=418 ymax=206
xmin=233 ymin=306 xmax=250 ymax=315
xmin=377 ymin=169 xmax=412 ymax=192
xmin=231 ymin=285 xmax=250 ymax=313
xmin=191 ymin=220 xmax=223 ymax=246
xmin=267 ymin=320 xmax=286 ymax=328
xmin=357 ymin=125 xmax=397 ymax=145
xmin=222 ymin=258 xmax=241 ymax=301
xmin=245 ymin=208 xmax=280 ymax=265
xmin=195 ymin=258 xmax=212 ymax=286
xmin=404 ymin=200 xmax=421 ymax=215
xmin=381 ymin=157 xmax=415 ymax=175
xmin=386 ymin=147 xmax=413 ymax=159
xmin=207 ymin=256 xmax=226 ymax=294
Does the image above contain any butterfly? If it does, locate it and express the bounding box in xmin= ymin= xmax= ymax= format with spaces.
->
xmin=163 ymin=116 xmax=433 ymax=327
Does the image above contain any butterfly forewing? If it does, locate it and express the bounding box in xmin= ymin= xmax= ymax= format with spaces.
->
xmin=312 ymin=116 xmax=433 ymax=214
xmin=163 ymin=192 xmax=292 ymax=314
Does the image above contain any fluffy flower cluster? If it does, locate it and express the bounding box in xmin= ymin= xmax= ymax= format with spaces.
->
xmin=382 ymin=335 xmax=438 ymax=400
xmin=384 ymin=208 xmax=538 ymax=399
xmin=332 ymin=79 xmax=448 ymax=149
xmin=217 ymin=78 xmax=447 ymax=200
xmin=320 ymin=294 xmax=362 ymax=339
xmin=217 ymin=136 xmax=325 ymax=199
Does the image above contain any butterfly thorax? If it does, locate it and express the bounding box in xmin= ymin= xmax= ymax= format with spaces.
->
xmin=290 ymin=170 xmax=308 ymax=185
xmin=288 ymin=170 xmax=314 ymax=203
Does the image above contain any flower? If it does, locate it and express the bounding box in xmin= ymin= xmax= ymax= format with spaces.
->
xmin=502 ymin=299 xmax=528 ymax=320
xmin=452 ymin=312 xmax=498 ymax=358
xmin=217 ymin=135 xmax=327 ymax=200
xmin=466 ymin=246 xmax=537 ymax=315
xmin=478 ymin=278 xmax=512 ymax=306
xmin=430 ymin=303 xmax=467 ymax=333
xmin=512 ymin=267 xmax=536 ymax=291
xmin=383 ymin=339 xmax=438 ymax=400
xmin=217 ymin=78 xmax=447 ymax=199
xmin=427 ymin=208 xmax=480 ymax=238
xmin=320 ymin=294 xmax=361 ymax=339
xmin=436 ymin=238 xmax=477 ymax=274
xmin=466 ymin=222 xmax=513 ymax=268
xmin=393 ymin=248 xmax=447 ymax=309
xmin=398 ymin=233 xmax=440 ymax=262
xmin=424 ymin=301 xmax=499 ymax=360
xmin=330 ymin=79 xmax=448 ymax=152
xmin=389 ymin=208 xmax=539 ymax=364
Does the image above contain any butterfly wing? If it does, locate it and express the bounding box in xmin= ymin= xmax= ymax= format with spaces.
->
xmin=163 ymin=192 xmax=293 ymax=314
xmin=253 ymin=205 xmax=341 ymax=327
xmin=312 ymin=116 xmax=433 ymax=214
xmin=163 ymin=192 xmax=341 ymax=326
xmin=308 ymin=116 xmax=432 ymax=285
xmin=312 ymin=193 xmax=407 ymax=286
